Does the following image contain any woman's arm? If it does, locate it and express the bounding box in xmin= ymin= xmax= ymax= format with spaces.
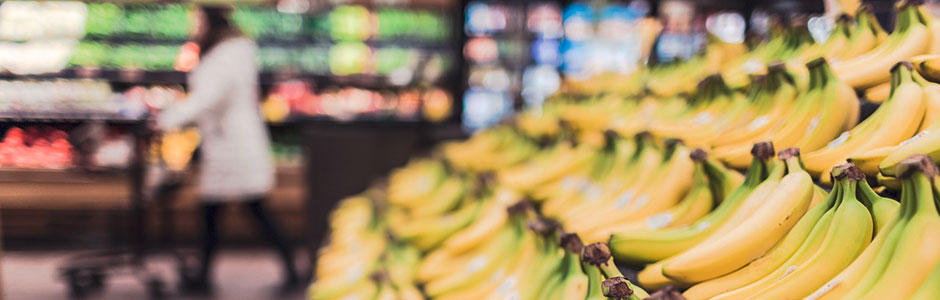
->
xmin=157 ymin=44 xmax=243 ymax=131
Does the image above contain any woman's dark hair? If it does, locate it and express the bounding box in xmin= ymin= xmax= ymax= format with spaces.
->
xmin=197 ymin=5 xmax=242 ymax=57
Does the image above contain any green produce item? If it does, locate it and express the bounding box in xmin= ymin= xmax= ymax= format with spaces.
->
xmin=69 ymin=42 xmax=110 ymax=67
xmin=233 ymin=7 xmax=266 ymax=38
xmin=107 ymin=44 xmax=179 ymax=70
xmin=123 ymin=5 xmax=153 ymax=36
xmin=151 ymin=4 xmax=190 ymax=39
xmin=415 ymin=11 xmax=447 ymax=41
xmin=329 ymin=42 xmax=370 ymax=75
xmin=376 ymin=9 xmax=406 ymax=40
xmin=375 ymin=47 xmax=415 ymax=75
xmin=329 ymin=5 xmax=371 ymax=41
xmin=85 ymin=3 xmax=123 ymax=37
xmin=298 ymin=46 xmax=331 ymax=74
xmin=303 ymin=13 xmax=331 ymax=39
xmin=258 ymin=47 xmax=296 ymax=71
xmin=272 ymin=12 xmax=303 ymax=37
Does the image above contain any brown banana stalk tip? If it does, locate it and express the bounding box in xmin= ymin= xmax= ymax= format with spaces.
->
xmin=898 ymin=154 xmax=940 ymax=179
xmin=507 ymin=200 xmax=532 ymax=215
xmin=767 ymin=63 xmax=786 ymax=73
xmin=604 ymin=129 xmax=621 ymax=141
xmin=690 ymin=148 xmax=708 ymax=162
xmin=777 ymin=147 xmax=800 ymax=160
xmin=833 ymin=163 xmax=865 ymax=181
xmin=806 ymin=57 xmax=828 ymax=68
xmin=751 ymin=141 xmax=775 ymax=159
xmin=581 ymin=242 xmax=613 ymax=266
xmin=665 ymin=138 xmax=684 ymax=148
xmin=892 ymin=61 xmax=914 ymax=72
xmin=836 ymin=14 xmax=854 ymax=23
xmin=560 ymin=232 xmax=584 ymax=253
xmin=635 ymin=131 xmax=653 ymax=139
xmin=603 ymin=277 xmax=634 ymax=298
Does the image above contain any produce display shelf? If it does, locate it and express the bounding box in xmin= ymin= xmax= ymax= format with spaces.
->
xmin=0 ymin=112 xmax=144 ymax=124
xmin=0 ymin=68 xmax=445 ymax=89
xmin=79 ymin=35 xmax=453 ymax=51
xmin=0 ymin=167 xmax=131 ymax=183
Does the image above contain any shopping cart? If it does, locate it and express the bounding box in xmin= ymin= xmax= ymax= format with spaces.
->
xmin=57 ymin=121 xmax=200 ymax=299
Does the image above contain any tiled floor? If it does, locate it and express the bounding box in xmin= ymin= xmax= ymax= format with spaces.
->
xmin=2 ymin=249 xmax=307 ymax=300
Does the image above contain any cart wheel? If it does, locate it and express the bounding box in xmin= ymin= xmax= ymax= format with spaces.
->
xmin=65 ymin=271 xmax=94 ymax=299
xmin=147 ymin=277 xmax=167 ymax=299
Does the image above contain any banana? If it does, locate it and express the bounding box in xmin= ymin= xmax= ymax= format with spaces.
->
xmin=551 ymin=234 xmax=590 ymax=300
xmin=387 ymin=159 xmax=446 ymax=208
xmin=540 ymin=137 xmax=635 ymax=217
xmin=742 ymin=165 xmax=873 ymax=300
xmin=713 ymin=60 xmax=827 ymax=169
xmin=856 ymin=174 xmax=901 ymax=235
xmin=422 ymin=217 xmax=524 ymax=296
xmin=388 ymin=199 xmax=481 ymax=251
xmin=594 ymin=149 xmax=715 ymax=238
xmin=832 ymin=3 xmax=930 ymax=89
xmin=914 ymin=53 xmax=940 ymax=82
xmin=793 ymin=58 xmax=860 ymax=152
xmin=910 ymin=262 xmax=940 ymax=300
xmin=582 ymin=242 xmax=650 ymax=299
xmin=858 ymin=155 xmax=940 ymax=300
xmin=835 ymin=5 xmax=887 ymax=61
xmin=806 ymin=187 xmax=902 ymax=300
xmin=408 ymin=174 xmax=467 ymax=218
xmin=681 ymin=175 xmax=835 ymax=300
xmin=802 ymin=62 xmax=926 ymax=178
xmin=498 ymin=141 xmax=597 ymax=192
xmin=710 ymin=65 xmax=798 ymax=148
xmin=661 ymin=148 xmax=813 ymax=284
xmin=434 ymin=226 xmax=538 ymax=300
xmin=863 ymin=81 xmax=891 ymax=103
xmin=573 ymin=143 xmax=695 ymax=242
xmin=610 ymin=142 xmax=775 ymax=265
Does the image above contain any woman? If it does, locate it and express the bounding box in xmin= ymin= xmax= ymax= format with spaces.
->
xmin=156 ymin=5 xmax=299 ymax=293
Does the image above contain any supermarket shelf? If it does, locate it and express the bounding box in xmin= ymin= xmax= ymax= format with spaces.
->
xmin=0 ymin=167 xmax=131 ymax=183
xmin=0 ymin=68 xmax=187 ymax=85
xmin=0 ymin=112 xmax=144 ymax=124
xmin=80 ymin=35 xmax=453 ymax=51
xmin=0 ymin=68 xmax=447 ymax=89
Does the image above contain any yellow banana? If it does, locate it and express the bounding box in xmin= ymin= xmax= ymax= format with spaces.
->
xmin=681 ymin=176 xmax=835 ymax=300
xmin=858 ymin=155 xmax=940 ymax=300
xmin=662 ymin=148 xmax=813 ymax=284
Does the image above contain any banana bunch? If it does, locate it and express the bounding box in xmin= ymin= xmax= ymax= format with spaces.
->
xmin=562 ymin=143 xmax=735 ymax=243
xmin=309 ymin=195 xmax=393 ymax=299
xmin=719 ymin=23 xmax=815 ymax=89
xmin=713 ymin=58 xmax=858 ymax=169
xmin=647 ymin=75 xmax=751 ymax=148
xmin=535 ymin=132 xmax=636 ymax=215
xmin=808 ymin=155 xmax=940 ymax=300
xmin=632 ymin=145 xmax=821 ymax=290
xmin=803 ymin=62 xmax=926 ymax=180
xmin=442 ymin=126 xmax=540 ymax=173
xmin=685 ymin=164 xmax=885 ymax=300
xmin=832 ymin=1 xmax=935 ymax=90
xmin=645 ymin=35 xmax=745 ymax=98
xmin=550 ymin=137 xmax=694 ymax=242
xmin=609 ymin=142 xmax=777 ymax=266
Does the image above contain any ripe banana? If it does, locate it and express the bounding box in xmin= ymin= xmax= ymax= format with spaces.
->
xmin=661 ymin=148 xmax=814 ymax=284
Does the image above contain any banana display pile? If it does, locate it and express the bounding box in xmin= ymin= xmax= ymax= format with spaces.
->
xmin=310 ymin=2 xmax=940 ymax=300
